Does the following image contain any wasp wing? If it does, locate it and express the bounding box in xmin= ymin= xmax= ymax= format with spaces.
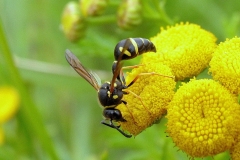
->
xmin=65 ymin=49 xmax=101 ymax=91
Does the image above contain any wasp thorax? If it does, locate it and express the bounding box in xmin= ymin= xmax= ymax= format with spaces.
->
xmin=98 ymin=81 xmax=124 ymax=107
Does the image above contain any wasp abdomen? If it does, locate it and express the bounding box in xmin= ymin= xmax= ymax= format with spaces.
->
xmin=135 ymin=38 xmax=156 ymax=54
xmin=114 ymin=38 xmax=156 ymax=61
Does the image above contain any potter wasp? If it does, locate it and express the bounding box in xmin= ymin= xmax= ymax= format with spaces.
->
xmin=65 ymin=49 xmax=132 ymax=138
xmin=65 ymin=38 xmax=173 ymax=138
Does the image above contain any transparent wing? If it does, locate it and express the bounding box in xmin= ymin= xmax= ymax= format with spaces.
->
xmin=89 ymin=70 xmax=102 ymax=87
xmin=65 ymin=49 xmax=101 ymax=91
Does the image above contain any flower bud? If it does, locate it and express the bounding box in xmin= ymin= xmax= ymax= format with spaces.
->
xmin=80 ymin=0 xmax=108 ymax=17
xmin=61 ymin=1 xmax=86 ymax=42
xmin=117 ymin=0 xmax=142 ymax=30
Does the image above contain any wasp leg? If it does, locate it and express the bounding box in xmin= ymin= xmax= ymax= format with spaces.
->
xmin=119 ymin=64 xmax=144 ymax=85
xmin=125 ymin=90 xmax=149 ymax=111
xmin=125 ymin=90 xmax=144 ymax=105
xmin=121 ymin=100 xmax=138 ymax=126
xmin=101 ymin=120 xmax=132 ymax=138
xmin=127 ymin=72 xmax=175 ymax=87
xmin=124 ymin=89 xmax=156 ymax=120
xmin=101 ymin=120 xmax=121 ymax=128
xmin=119 ymin=69 xmax=126 ymax=85
xmin=121 ymin=64 xmax=144 ymax=70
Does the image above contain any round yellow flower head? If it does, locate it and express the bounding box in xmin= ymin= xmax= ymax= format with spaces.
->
xmin=0 ymin=86 xmax=20 ymax=123
xmin=209 ymin=37 xmax=240 ymax=95
xmin=166 ymin=79 xmax=240 ymax=158
xmin=116 ymin=62 xmax=176 ymax=136
xmin=141 ymin=22 xmax=217 ymax=80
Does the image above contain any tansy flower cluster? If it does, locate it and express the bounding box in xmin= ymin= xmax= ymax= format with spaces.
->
xmin=116 ymin=22 xmax=240 ymax=159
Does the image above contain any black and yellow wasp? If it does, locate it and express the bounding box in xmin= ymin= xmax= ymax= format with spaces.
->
xmin=65 ymin=38 xmax=157 ymax=138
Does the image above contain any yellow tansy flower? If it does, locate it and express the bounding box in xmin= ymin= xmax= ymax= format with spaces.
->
xmin=0 ymin=86 xmax=20 ymax=123
xmin=209 ymin=37 xmax=240 ymax=95
xmin=116 ymin=62 xmax=176 ymax=136
xmin=141 ymin=22 xmax=217 ymax=80
xmin=166 ymin=79 xmax=240 ymax=158
xmin=0 ymin=86 xmax=20 ymax=145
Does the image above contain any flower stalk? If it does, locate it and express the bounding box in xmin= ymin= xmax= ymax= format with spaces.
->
xmin=0 ymin=20 xmax=59 ymax=159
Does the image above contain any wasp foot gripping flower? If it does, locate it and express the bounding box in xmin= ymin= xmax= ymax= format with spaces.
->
xmin=117 ymin=0 xmax=142 ymax=30
xmin=61 ymin=1 xmax=86 ymax=42
xmin=0 ymin=86 xmax=20 ymax=145
xmin=166 ymin=79 xmax=240 ymax=158
xmin=141 ymin=22 xmax=217 ymax=81
xmin=209 ymin=37 xmax=240 ymax=95
xmin=80 ymin=0 xmax=108 ymax=17
xmin=116 ymin=62 xmax=176 ymax=136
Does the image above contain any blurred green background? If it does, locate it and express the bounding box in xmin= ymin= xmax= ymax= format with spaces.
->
xmin=0 ymin=0 xmax=239 ymax=160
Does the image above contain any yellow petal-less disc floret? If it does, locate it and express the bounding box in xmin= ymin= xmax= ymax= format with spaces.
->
xmin=141 ymin=22 xmax=217 ymax=80
xmin=166 ymin=79 xmax=240 ymax=158
xmin=116 ymin=62 xmax=176 ymax=136
xmin=209 ymin=37 xmax=240 ymax=95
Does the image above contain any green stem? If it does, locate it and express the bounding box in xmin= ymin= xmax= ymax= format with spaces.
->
xmin=155 ymin=0 xmax=174 ymax=25
xmin=108 ymin=0 xmax=120 ymax=6
xmin=0 ymin=20 xmax=58 ymax=159
xmin=86 ymin=15 xmax=116 ymax=25
xmin=141 ymin=0 xmax=173 ymax=25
